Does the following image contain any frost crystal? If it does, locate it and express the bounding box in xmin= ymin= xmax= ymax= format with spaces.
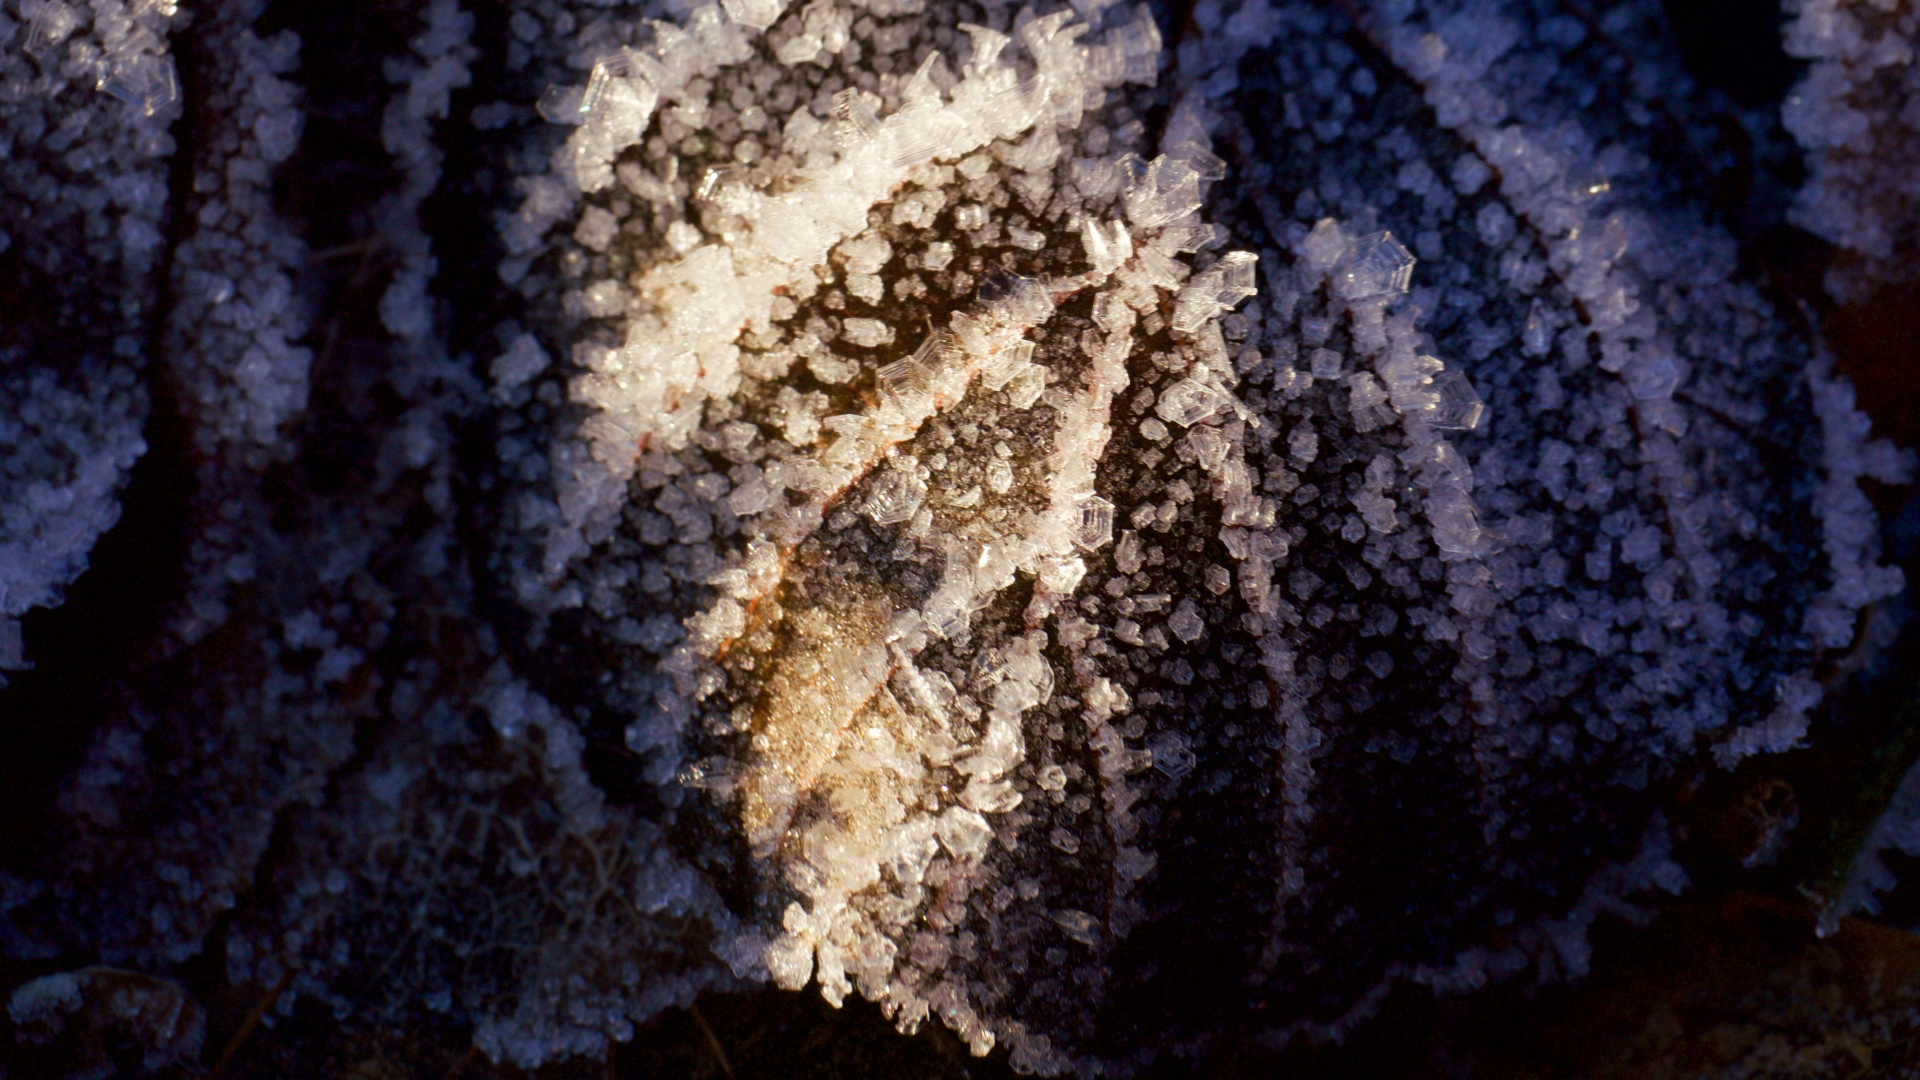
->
xmin=1428 ymin=369 xmax=1487 ymax=430
xmin=1156 ymin=379 xmax=1225 ymax=427
xmin=1148 ymin=731 xmax=1197 ymax=779
xmin=1076 ymin=495 xmax=1116 ymax=551
xmin=97 ymin=54 xmax=179 ymax=117
xmin=1051 ymin=909 xmax=1100 ymax=946
xmin=1333 ymin=230 xmax=1416 ymax=300
xmin=24 ymin=3 xmax=78 ymax=56
xmin=876 ymin=358 xmax=932 ymax=399
xmin=865 ymin=469 xmax=927 ymax=526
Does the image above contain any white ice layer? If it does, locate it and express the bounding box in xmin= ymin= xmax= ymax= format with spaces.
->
xmin=161 ymin=8 xmax=315 ymax=638
xmin=1368 ymin=1 xmax=1905 ymax=768
xmin=533 ymin=1 xmax=1163 ymax=581
xmin=1782 ymin=0 xmax=1920 ymax=301
xmin=0 ymin=0 xmax=183 ymax=672
xmin=0 ymin=372 xmax=145 ymax=667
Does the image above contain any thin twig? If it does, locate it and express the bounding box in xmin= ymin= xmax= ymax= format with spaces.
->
xmin=206 ymin=968 xmax=294 ymax=1080
xmin=442 ymin=1044 xmax=479 ymax=1080
xmin=689 ymin=1002 xmax=735 ymax=1079
xmin=307 ymin=236 xmax=384 ymax=262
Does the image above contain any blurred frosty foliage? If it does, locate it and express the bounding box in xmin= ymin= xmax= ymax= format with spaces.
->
xmin=0 ymin=0 xmax=1917 ymax=1075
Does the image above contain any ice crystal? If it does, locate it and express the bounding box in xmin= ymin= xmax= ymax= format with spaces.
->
xmin=1333 ymin=230 xmax=1416 ymax=300
xmin=1428 ymin=368 xmax=1487 ymax=430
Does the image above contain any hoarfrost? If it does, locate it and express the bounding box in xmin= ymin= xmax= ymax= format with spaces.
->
xmin=0 ymin=0 xmax=1911 ymax=1073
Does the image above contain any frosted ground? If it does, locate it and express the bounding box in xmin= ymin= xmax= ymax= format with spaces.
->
xmin=1 ymin=0 xmax=1918 ymax=1074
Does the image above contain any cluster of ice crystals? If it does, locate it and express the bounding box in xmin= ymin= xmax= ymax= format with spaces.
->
xmin=489 ymin=0 xmax=1277 ymax=1059
xmin=0 ymin=0 xmax=181 ymax=676
xmin=1782 ymin=0 xmax=1920 ymax=301
xmin=0 ymin=367 xmax=145 ymax=654
xmin=155 ymin=5 xmax=319 ymax=641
